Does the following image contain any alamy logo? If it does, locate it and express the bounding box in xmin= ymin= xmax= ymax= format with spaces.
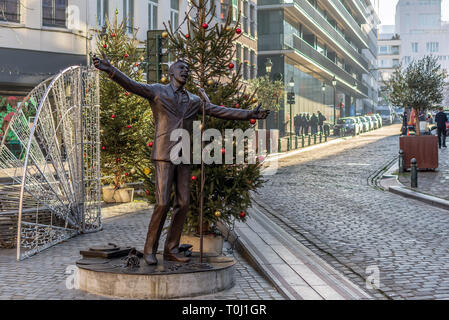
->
xmin=65 ymin=265 xmax=79 ymax=290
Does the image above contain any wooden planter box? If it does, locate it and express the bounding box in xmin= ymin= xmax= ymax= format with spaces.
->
xmin=399 ymin=135 xmax=438 ymax=169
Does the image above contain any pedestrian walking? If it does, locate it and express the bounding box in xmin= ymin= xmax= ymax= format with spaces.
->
xmin=402 ymin=111 xmax=408 ymax=136
xmin=317 ymin=111 xmax=326 ymax=133
xmin=304 ymin=114 xmax=310 ymax=135
xmin=294 ymin=114 xmax=301 ymax=136
xmin=310 ymin=113 xmax=318 ymax=135
xmin=435 ymin=107 xmax=448 ymax=148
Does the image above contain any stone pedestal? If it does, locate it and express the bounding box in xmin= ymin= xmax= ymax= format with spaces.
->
xmin=76 ymin=253 xmax=235 ymax=299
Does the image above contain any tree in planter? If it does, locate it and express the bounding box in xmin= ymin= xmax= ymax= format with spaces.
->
xmin=163 ymin=0 xmax=265 ymax=233
xmin=386 ymin=56 xmax=445 ymax=135
xmin=248 ymin=74 xmax=284 ymax=129
xmin=96 ymin=12 xmax=155 ymax=191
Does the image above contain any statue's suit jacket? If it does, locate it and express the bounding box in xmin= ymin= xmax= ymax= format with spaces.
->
xmin=109 ymin=68 xmax=254 ymax=162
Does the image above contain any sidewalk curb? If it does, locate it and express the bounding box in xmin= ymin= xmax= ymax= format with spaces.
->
xmin=380 ymin=161 xmax=449 ymax=211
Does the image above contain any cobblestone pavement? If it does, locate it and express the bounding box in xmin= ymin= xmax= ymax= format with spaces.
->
xmin=256 ymin=124 xmax=449 ymax=300
xmin=0 ymin=204 xmax=283 ymax=300
xmin=398 ymin=147 xmax=449 ymax=200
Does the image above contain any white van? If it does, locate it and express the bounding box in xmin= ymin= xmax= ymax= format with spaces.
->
xmin=375 ymin=106 xmax=393 ymax=124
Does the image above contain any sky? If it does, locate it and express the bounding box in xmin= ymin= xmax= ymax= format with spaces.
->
xmin=376 ymin=0 xmax=449 ymax=25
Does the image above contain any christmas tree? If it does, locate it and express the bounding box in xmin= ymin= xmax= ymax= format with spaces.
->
xmin=96 ymin=12 xmax=155 ymax=191
xmin=164 ymin=0 xmax=264 ymax=232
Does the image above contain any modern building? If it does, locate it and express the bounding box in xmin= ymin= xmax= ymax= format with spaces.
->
xmin=377 ymin=25 xmax=401 ymax=106
xmin=0 ymin=0 xmax=257 ymax=102
xmin=257 ymin=0 xmax=379 ymax=136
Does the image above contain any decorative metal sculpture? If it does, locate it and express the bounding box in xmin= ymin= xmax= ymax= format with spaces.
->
xmin=0 ymin=66 xmax=102 ymax=260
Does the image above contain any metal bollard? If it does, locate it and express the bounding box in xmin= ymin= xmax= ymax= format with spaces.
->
xmin=411 ymin=158 xmax=418 ymax=188
xmin=308 ymin=135 xmax=311 ymax=146
xmin=319 ymin=133 xmax=323 ymax=143
xmin=399 ymin=149 xmax=404 ymax=173
xmin=287 ymin=138 xmax=291 ymax=151
xmin=278 ymin=138 xmax=281 ymax=153
xmin=302 ymin=135 xmax=305 ymax=148
xmin=295 ymin=135 xmax=298 ymax=149
xmin=325 ymin=132 xmax=328 ymax=142
xmin=313 ymin=134 xmax=317 ymax=145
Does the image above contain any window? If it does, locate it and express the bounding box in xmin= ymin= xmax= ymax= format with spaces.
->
xmin=250 ymin=50 xmax=256 ymax=79
xmin=403 ymin=56 xmax=411 ymax=65
xmin=149 ymin=0 xmax=158 ymax=30
xmin=43 ymin=0 xmax=67 ymax=28
xmin=243 ymin=47 xmax=249 ymax=80
xmin=393 ymin=59 xmax=399 ymax=67
xmin=426 ymin=42 xmax=439 ymax=53
xmin=411 ymin=42 xmax=418 ymax=53
xmin=249 ymin=3 xmax=256 ymax=37
xmin=232 ymin=0 xmax=238 ymax=22
xmin=170 ymin=0 xmax=179 ymax=30
xmin=0 ymin=0 xmax=19 ymax=22
xmin=123 ymin=0 xmax=134 ymax=33
xmin=243 ymin=1 xmax=248 ymax=34
xmin=97 ymin=0 xmax=109 ymax=27
xmin=379 ymin=46 xmax=388 ymax=54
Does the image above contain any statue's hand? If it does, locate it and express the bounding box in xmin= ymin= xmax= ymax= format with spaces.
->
xmin=93 ymin=50 xmax=113 ymax=73
xmin=198 ymin=88 xmax=210 ymax=104
xmin=252 ymin=104 xmax=270 ymax=120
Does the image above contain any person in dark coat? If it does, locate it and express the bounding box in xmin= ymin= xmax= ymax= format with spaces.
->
xmin=435 ymin=107 xmax=448 ymax=148
xmin=402 ymin=111 xmax=408 ymax=136
xmin=317 ymin=111 xmax=326 ymax=133
xmin=310 ymin=113 xmax=318 ymax=135
xmin=294 ymin=114 xmax=301 ymax=136
xmin=304 ymin=114 xmax=310 ymax=135
xmin=300 ymin=114 xmax=305 ymax=135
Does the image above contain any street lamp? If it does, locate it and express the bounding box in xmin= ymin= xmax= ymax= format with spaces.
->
xmin=332 ymin=76 xmax=337 ymax=125
xmin=288 ymin=77 xmax=295 ymax=150
xmin=265 ymin=58 xmax=273 ymax=75
xmin=322 ymin=82 xmax=326 ymax=106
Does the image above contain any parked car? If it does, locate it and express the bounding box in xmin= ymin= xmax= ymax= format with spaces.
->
xmin=353 ymin=117 xmax=363 ymax=134
xmin=376 ymin=107 xmax=394 ymax=124
xmin=369 ymin=115 xmax=380 ymax=129
xmin=334 ymin=117 xmax=359 ymax=136
xmin=374 ymin=114 xmax=383 ymax=128
xmin=357 ymin=116 xmax=369 ymax=132
xmin=362 ymin=116 xmax=374 ymax=131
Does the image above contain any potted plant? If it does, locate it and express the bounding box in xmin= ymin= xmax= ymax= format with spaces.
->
xmin=386 ymin=56 xmax=445 ymax=169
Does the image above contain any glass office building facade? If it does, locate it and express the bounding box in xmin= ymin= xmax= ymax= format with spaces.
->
xmin=257 ymin=0 xmax=379 ymax=136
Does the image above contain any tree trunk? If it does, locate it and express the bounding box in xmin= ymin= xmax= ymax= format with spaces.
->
xmin=415 ymin=107 xmax=421 ymax=136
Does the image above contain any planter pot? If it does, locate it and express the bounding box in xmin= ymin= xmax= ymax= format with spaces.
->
xmin=180 ymin=233 xmax=224 ymax=256
xmin=102 ymin=187 xmax=134 ymax=203
xmin=400 ymin=135 xmax=438 ymax=170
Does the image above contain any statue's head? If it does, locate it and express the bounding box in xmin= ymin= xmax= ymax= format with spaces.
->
xmin=169 ymin=60 xmax=189 ymax=85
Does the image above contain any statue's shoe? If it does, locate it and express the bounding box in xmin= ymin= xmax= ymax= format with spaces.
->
xmin=143 ymin=253 xmax=158 ymax=265
xmin=163 ymin=252 xmax=190 ymax=263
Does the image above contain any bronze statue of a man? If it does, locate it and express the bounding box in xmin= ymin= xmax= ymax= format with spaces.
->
xmin=93 ymin=52 xmax=269 ymax=265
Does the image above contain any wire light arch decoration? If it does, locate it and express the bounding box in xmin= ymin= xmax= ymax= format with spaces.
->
xmin=0 ymin=66 xmax=102 ymax=260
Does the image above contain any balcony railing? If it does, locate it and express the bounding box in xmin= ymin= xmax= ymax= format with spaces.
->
xmin=290 ymin=34 xmax=368 ymax=96
xmin=290 ymin=0 xmax=369 ymax=71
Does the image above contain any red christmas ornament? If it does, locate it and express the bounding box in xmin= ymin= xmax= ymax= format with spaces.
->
xmin=124 ymin=53 xmax=129 ymax=58
xmin=147 ymin=141 xmax=154 ymax=147
xmin=111 ymin=114 xmax=116 ymax=119
xmin=228 ymin=63 xmax=235 ymax=69
xmin=221 ymin=148 xmax=226 ymax=155
xmin=185 ymin=34 xmax=190 ymax=38
xmin=191 ymin=176 xmax=197 ymax=181
xmin=125 ymin=172 xmax=129 ymax=177
xmin=135 ymin=63 xmax=139 ymax=67
xmin=125 ymin=92 xmax=130 ymax=96
xmin=102 ymin=146 xmax=106 ymax=150
xmin=250 ymin=119 xmax=257 ymax=125
xmin=220 ymin=104 xmax=225 ymax=108
xmin=116 ymin=158 xmax=121 ymax=163
xmin=202 ymin=23 xmax=209 ymax=29
xmin=145 ymin=190 xmax=151 ymax=196
xmin=127 ymin=125 xmax=132 ymax=129
xmin=239 ymin=211 xmax=246 ymax=218
xmin=103 ymin=44 xmax=107 ymax=48
xmin=235 ymin=103 xmax=240 ymax=109
xmin=236 ymin=28 xmax=242 ymax=34
xmin=111 ymin=33 xmax=116 ymax=37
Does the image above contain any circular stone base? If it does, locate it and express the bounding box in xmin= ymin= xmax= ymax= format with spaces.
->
xmin=76 ymin=254 xmax=236 ymax=299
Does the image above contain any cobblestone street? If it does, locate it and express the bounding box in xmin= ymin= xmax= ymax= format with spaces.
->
xmin=0 ymin=204 xmax=283 ymax=300
xmin=257 ymin=124 xmax=449 ymax=300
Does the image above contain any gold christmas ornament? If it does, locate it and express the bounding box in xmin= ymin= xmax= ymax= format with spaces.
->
xmin=161 ymin=76 xmax=168 ymax=83
xmin=214 ymin=211 xmax=221 ymax=217
xmin=130 ymin=168 xmax=136 ymax=174
xmin=144 ymin=168 xmax=151 ymax=175
xmin=207 ymin=79 xmax=214 ymax=86
xmin=140 ymin=56 xmax=144 ymax=61
xmin=225 ymin=26 xmax=231 ymax=31
xmin=161 ymin=31 xmax=168 ymax=38
xmin=100 ymin=129 xmax=104 ymax=134
xmin=252 ymin=98 xmax=258 ymax=103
